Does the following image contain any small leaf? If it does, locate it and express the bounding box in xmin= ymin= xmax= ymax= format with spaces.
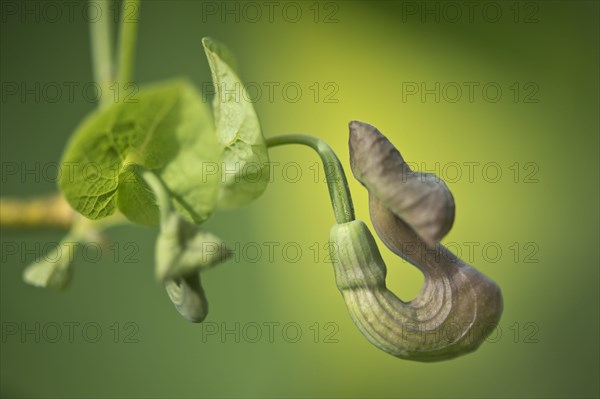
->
xmin=202 ymin=37 xmax=270 ymax=208
xmin=156 ymin=213 xmax=230 ymax=281
xmin=59 ymin=80 xmax=222 ymax=226
xmin=23 ymin=239 xmax=76 ymax=290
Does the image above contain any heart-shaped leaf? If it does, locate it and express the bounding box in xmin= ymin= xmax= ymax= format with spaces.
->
xmin=202 ymin=37 xmax=270 ymax=208
xmin=59 ymin=79 xmax=222 ymax=226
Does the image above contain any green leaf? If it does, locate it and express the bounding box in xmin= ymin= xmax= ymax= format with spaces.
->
xmin=156 ymin=213 xmax=230 ymax=281
xmin=202 ymin=37 xmax=270 ymax=208
xmin=117 ymin=164 xmax=160 ymax=225
xmin=59 ymin=80 xmax=222 ymax=226
xmin=23 ymin=239 xmax=76 ymax=290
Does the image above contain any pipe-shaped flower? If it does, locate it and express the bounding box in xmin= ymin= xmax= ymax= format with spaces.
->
xmin=332 ymin=120 xmax=503 ymax=361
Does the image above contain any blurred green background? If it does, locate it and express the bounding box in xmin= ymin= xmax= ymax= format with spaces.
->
xmin=1 ymin=1 xmax=598 ymax=398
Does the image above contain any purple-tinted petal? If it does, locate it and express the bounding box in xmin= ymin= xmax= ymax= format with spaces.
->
xmin=349 ymin=121 xmax=455 ymax=244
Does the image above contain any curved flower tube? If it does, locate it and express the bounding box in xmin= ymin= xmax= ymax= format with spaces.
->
xmin=327 ymin=121 xmax=503 ymax=361
xmin=330 ymin=217 xmax=502 ymax=361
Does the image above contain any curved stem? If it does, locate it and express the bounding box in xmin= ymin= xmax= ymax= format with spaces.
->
xmin=141 ymin=169 xmax=172 ymax=226
xmin=116 ymin=0 xmax=140 ymax=87
xmin=266 ymin=134 xmax=355 ymax=224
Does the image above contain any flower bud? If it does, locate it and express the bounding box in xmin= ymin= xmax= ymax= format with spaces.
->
xmin=155 ymin=213 xmax=230 ymax=323
xmin=165 ymin=273 xmax=208 ymax=323
xmin=156 ymin=213 xmax=230 ymax=282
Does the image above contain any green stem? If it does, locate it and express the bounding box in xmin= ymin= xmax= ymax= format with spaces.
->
xmin=89 ymin=0 xmax=113 ymax=107
xmin=266 ymin=134 xmax=355 ymax=224
xmin=116 ymin=0 xmax=140 ymax=88
xmin=141 ymin=169 xmax=172 ymax=226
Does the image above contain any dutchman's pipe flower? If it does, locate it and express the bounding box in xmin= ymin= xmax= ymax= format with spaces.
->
xmin=325 ymin=121 xmax=503 ymax=361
